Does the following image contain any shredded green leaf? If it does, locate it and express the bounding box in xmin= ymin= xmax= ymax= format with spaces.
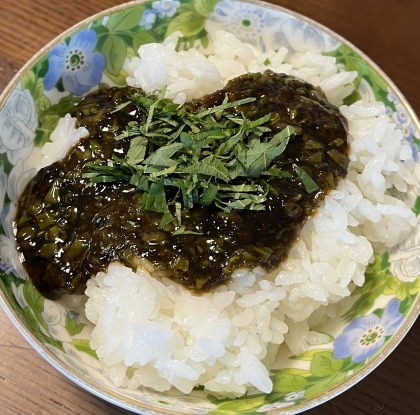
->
xmin=293 ymin=164 xmax=319 ymax=193
xmin=84 ymin=88 xmax=316 ymax=227
xmin=110 ymin=101 xmax=131 ymax=114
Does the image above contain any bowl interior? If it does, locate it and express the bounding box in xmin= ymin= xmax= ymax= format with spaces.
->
xmin=1 ymin=1 xmax=420 ymax=414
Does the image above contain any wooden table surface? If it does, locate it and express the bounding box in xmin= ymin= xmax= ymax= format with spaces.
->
xmin=1 ymin=0 xmax=420 ymax=414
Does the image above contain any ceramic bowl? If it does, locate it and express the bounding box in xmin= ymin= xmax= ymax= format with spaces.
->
xmin=1 ymin=1 xmax=420 ymax=414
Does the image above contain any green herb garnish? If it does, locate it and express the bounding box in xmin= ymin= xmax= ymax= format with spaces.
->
xmin=84 ymin=88 xmax=315 ymax=229
xmin=293 ymin=164 xmax=319 ymax=193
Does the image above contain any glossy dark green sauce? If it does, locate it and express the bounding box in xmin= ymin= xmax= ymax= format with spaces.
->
xmin=15 ymin=71 xmax=349 ymax=299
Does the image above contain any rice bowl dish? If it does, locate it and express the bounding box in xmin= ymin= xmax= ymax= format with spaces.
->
xmin=1 ymin=1 xmax=420 ymax=414
xmin=22 ymin=30 xmax=417 ymax=396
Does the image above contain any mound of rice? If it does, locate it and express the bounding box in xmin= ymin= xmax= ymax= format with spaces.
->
xmin=61 ymin=31 xmax=417 ymax=397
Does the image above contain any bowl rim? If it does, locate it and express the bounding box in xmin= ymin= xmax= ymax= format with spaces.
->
xmin=1 ymin=0 xmax=419 ymax=414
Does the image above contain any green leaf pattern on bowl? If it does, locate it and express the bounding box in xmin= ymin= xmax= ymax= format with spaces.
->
xmin=1 ymin=1 xmax=420 ymax=413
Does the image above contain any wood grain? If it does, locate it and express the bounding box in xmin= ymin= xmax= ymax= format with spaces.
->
xmin=0 ymin=1 xmax=420 ymax=414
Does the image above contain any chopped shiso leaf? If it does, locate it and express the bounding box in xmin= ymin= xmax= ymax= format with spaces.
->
xmin=292 ymin=164 xmax=319 ymax=193
xmin=84 ymin=88 xmax=322 ymax=227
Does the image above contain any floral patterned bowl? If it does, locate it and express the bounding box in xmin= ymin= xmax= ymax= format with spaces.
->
xmin=1 ymin=1 xmax=420 ymax=414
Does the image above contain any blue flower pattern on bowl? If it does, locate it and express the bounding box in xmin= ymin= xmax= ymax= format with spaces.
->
xmin=206 ymin=0 xmax=340 ymax=53
xmin=333 ymin=299 xmax=404 ymax=363
xmin=152 ymin=0 xmax=180 ymax=18
xmin=44 ymin=29 xmax=106 ymax=96
xmin=206 ymin=1 xmax=287 ymax=52
xmin=140 ymin=1 xmax=181 ymax=30
xmin=140 ymin=9 xmax=158 ymax=30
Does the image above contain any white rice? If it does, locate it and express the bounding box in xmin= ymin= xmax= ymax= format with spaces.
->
xmin=59 ymin=31 xmax=417 ymax=397
xmin=41 ymin=114 xmax=89 ymax=168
